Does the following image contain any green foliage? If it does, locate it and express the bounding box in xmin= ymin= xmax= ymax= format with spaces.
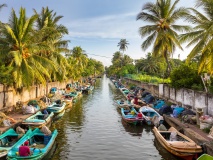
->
xmin=125 ymin=74 xmax=170 ymax=84
xmin=0 ymin=65 xmax=14 ymax=86
xmin=170 ymin=64 xmax=203 ymax=89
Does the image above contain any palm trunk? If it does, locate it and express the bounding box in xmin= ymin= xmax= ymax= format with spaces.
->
xmin=3 ymin=84 xmax=6 ymax=108
xmin=164 ymin=50 xmax=171 ymax=77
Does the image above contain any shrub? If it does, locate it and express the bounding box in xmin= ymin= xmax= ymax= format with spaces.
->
xmin=170 ymin=64 xmax=203 ymax=89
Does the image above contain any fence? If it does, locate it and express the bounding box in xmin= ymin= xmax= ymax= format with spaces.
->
xmin=124 ymin=78 xmax=213 ymax=116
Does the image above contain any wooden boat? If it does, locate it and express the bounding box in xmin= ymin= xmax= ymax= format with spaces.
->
xmin=81 ymin=84 xmax=94 ymax=94
xmin=46 ymin=101 xmax=66 ymax=113
xmin=197 ymin=154 xmax=213 ymax=160
xmin=0 ymin=129 xmax=31 ymax=158
xmin=22 ymin=111 xmax=54 ymax=128
xmin=7 ymin=128 xmax=58 ymax=160
xmin=139 ymin=106 xmax=163 ymax=126
xmin=152 ymin=126 xmax=202 ymax=159
xmin=117 ymin=100 xmax=131 ymax=109
xmin=119 ymin=88 xmax=130 ymax=95
xmin=121 ymin=108 xmax=143 ymax=125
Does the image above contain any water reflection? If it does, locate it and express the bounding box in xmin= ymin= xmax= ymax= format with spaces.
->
xmin=49 ymin=75 xmax=180 ymax=160
xmin=121 ymin=119 xmax=144 ymax=137
xmin=153 ymin=137 xmax=179 ymax=160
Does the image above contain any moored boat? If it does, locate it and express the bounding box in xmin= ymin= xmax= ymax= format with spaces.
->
xmin=117 ymin=100 xmax=131 ymax=109
xmin=0 ymin=128 xmax=31 ymax=158
xmin=7 ymin=128 xmax=58 ymax=160
xmin=121 ymin=108 xmax=143 ymax=125
xmin=46 ymin=101 xmax=66 ymax=113
xmin=139 ymin=106 xmax=163 ymax=126
xmin=152 ymin=126 xmax=202 ymax=159
xmin=22 ymin=111 xmax=54 ymax=128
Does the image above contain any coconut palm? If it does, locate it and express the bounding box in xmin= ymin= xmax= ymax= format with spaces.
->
xmin=117 ymin=39 xmax=129 ymax=53
xmin=34 ymin=7 xmax=70 ymax=82
xmin=136 ymin=0 xmax=191 ymax=76
xmin=0 ymin=7 xmax=54 ymax=89
xmin=179 ymin=0 xmax=213 ymax=74
xmin=68 ymin=46 xmax=88 ymax=81
xmin=117 ymin=39 xmax=129 ymax=67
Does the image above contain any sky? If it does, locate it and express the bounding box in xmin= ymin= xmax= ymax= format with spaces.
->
xmin=0 ymin=0 xmax=198 ymax=66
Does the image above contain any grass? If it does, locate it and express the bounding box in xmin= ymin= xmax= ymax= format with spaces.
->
xmin=125 ymin=74 xmax=170 ymax=84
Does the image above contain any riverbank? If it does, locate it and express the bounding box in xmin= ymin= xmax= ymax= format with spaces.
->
xmin=121 ymin=78 xmax=213 ymax=156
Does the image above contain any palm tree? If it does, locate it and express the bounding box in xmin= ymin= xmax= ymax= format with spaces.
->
xmin=117 ymin=39 xmax=129 ymax=68
xmin=0 ymin=7 xmax=53 ymax=89
xmin=34 ymin=7 xmax=70 ymax=82
xmin=179 ymin=0 xmax=213 ymax=74
xmin=117 ymin=39 xmax=129 ymax=53
xmin=136 ymin=0 xmax=191 ymax=76
xmin=68 ymin=46 xmax=88 ymax=81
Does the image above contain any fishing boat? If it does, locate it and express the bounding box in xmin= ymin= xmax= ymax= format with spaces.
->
xmin=22 ymin=111 xmax=54 ymax=128
xmin=62 ymin=94 xmax=73 ymax=106
xmin=46 ymin=101 xmax=66 ymax=113
xmin=121 ymin=108 xmax=143 ymax=125
xmin=7 ymin=128 xmax=58 ymax=160
xmin=0 ymin=129 xmax=31 ymax=158
xmin=81 ymin=84 xmax=94 ymax=94
xmin=139 ymin=106 xmax=163 ymax=126
xmin=152 ymin=126 xmax=202 ymax=159
xmin=120 ymin=88 xmax=130 ymax=95
xmin=117 ymin=100 xmax=131 ymax=109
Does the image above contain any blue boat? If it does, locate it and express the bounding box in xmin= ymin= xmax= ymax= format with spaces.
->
xmin=139 ymin=106 xmax=164 ymax=126
xmin=0 ymin=129 xmax=31 ymax=158
xmin=22 ymin=111 xmax=54 ymax=128
xmin=121 ymin=108 xmax=143 ymax=125
xmin=153 ymin=100 xmax=165 ymax=110
xmin=7 ymin=128 xmax=58 ymax=160
xmin=46 ymin=101 xmax=66 ymax=113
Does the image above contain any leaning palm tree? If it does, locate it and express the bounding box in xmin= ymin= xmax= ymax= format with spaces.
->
xmin=0 ymin=7 xmax=54 ymax=89
xmin=137 ymin=0 xmax=191 ymax=76
xmin=179 ymin=0 xmax=213 ymax=74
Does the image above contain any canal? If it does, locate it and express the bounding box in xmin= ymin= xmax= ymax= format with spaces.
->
xmin=50 ymin=75 xmax=179 ymax=160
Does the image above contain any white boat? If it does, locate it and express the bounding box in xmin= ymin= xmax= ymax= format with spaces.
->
xmin=139 ymin=106 xmax=163 ymax=126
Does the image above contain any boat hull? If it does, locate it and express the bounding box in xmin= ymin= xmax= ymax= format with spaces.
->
xmin=152 ymin=127 xmax=202 ymax=159
xmin=7 ymin=129 xmax=58 ymax=160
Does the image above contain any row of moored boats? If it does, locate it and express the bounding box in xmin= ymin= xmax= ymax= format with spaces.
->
xmin=0 ymin=81 xmax=95 ymax=160
xmin=110 ymin=77 xmax=211 ymax=160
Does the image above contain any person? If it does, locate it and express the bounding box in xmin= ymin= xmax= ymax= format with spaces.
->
xmin=133 ymin=96 xmax=139 ymax=105
xmin=19 ymin=141 xmax=31 ymax=156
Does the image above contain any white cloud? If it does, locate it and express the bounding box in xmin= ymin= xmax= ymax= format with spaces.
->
xmin=65 ymin=12 xmax=142 ymax=39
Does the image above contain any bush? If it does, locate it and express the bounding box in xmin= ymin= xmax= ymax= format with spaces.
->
xmin=170 ymin=64 xmax=203 ymax=89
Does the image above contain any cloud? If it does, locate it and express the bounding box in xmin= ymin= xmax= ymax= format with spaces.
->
xmin=64 ymin=12 xmax=142 ymax=39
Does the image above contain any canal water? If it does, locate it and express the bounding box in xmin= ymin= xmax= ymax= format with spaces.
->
xmin=50 ymin=75 xmax=179 ymax=160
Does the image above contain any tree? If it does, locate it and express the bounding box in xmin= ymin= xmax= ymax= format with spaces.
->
xmin=137 ymin=0 xmax=191 ymax=77
xmin=117 ymin=39 xmax=129 ymax=53
xmin=117 ymin=39 xmax=129 ymax=68
xmin=34 ymin=7 xmax=70 ymax=82
xmin=0 ymin=65 xmax=13 ymax=107
xmin=67 ymin=46 xmax=88 ymax=81
xmin=0 ymin=7 xmax=54 ymax=89
xmin=179 ymin=0 xmax=213 ymax=74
